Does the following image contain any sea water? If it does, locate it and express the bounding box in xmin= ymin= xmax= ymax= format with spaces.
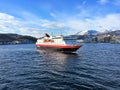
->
xmin=0 ymin=43 xmax=120 ymax=90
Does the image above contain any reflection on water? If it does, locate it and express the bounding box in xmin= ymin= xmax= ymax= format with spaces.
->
xmin=37 ymin=49 xmax=81 ymax=72
xmin=36 ymin=49 xmax=86 ymax=90
xmin=37 ymin=49 xmax=79 ymax=61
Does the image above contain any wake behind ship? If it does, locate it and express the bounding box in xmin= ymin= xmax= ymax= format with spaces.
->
xmin=36 ymin=33 xmax=82 ymax=53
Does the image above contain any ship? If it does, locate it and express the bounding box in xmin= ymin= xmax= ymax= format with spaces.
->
xmin=36 ymin=33 xmax=82 ymax=53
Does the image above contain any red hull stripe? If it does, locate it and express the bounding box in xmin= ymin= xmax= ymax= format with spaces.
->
xmin=36 ymin=44 xmax=81 ymax=49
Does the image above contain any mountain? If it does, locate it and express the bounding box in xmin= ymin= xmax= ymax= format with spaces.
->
xmin=107 ymin=30 xmax=120 ymax=35
xmin=0 ymin=33 xmax=37 ymax=45
xmin=76 ymin=30 xmax=99 ymax=35
xmin=68 ymin=30 xmax=120 ymax=43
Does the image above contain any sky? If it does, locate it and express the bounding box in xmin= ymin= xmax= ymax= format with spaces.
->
xmin=0 ymin=0 xmax=120 ymax=37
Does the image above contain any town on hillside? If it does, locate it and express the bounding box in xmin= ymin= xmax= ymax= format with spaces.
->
xmin=66 ymin=30 xmax=120 ymax=44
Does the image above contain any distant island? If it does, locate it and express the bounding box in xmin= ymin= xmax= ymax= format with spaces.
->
xmin=0 ymin=30 xmax=120 ymax=45
xmin=67 ymin=30 xmax=120 ymax=44
xmin=0 ymin=33 xmax=37 ymax=45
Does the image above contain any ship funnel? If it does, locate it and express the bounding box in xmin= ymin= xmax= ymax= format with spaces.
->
xmin=45 ymin=33 xmax=50 ymax=37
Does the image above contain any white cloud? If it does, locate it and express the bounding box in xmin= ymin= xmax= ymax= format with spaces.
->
xmin=61 ymin=13 xmax=120 ymax=34
xmin=19 ymin=28 xmax=44 ymax=37
xmin=0 ymin=12 xmax=120 ymax=37
xmin=98 ymin=0 xmax=108 ymax=4
xmin=0 ymin=13 xmax=14 ymax=20
xmin=41 ymin=22 xmax=64 ymax=29
xmin=0 ymin=13 xmax=21 ymax=33
xmin=95 ymin=14 xmax=120 ymax=31
xmin=0 ymin=12 xmax=64 ymax=37
xmin=0 ymin=13 xmax=43 ymax=37
xmin=50 ymin=12 xmax=57 ymax=18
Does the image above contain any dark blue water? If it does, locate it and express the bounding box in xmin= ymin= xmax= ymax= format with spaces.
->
xmin=0 ymin=43 xmax=120 ymax=90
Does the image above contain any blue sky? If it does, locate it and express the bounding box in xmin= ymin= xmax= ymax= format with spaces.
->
xmin=0 ymin=0 xmax=120 ymax=37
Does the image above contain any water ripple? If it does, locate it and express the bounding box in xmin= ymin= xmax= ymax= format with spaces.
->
xmin=0 ymin=44 xmax=120 ymax=90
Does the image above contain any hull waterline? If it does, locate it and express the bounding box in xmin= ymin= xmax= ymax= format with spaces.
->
xmin=36 ymin=44 xmax=81 ymax=53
